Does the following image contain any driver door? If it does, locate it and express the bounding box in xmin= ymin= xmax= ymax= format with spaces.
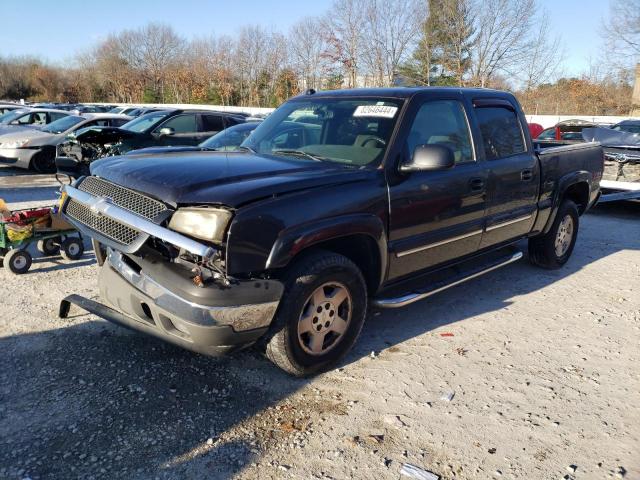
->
xmin=387 ymin=93 xmax=488 ymax=281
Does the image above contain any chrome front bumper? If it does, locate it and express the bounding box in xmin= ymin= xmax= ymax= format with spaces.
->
xmin=62 ymin=184 xmax=216 ymax=260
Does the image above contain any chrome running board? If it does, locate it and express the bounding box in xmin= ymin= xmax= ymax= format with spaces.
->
xmin=372 ymin=250 xmax=523 ymax=308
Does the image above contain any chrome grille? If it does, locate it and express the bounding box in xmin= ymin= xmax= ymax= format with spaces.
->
xmin=78 ymin=176 xmax=167 ymax=220
xmin=66 ymin=199 xmax=140 ymax=246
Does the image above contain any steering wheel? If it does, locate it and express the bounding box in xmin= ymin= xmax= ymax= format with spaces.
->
xmin=361 ymin=136 xmax=386 ymax=147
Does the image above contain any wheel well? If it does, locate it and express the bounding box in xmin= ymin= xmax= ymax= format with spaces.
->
xmin=300 ymin=235 xmax=382 ymax=295
xmin=563 ymin=182 xmax=589 ymax=214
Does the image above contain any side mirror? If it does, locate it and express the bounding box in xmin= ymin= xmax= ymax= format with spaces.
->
xmin=158 ymin=127 xmax=175 ymax=137
xmin=399 ymin=144 xmax=455 ymax=173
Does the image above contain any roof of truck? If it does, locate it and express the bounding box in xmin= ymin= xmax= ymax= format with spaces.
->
xmin=301 ymin=86 xmax=511 ymax=99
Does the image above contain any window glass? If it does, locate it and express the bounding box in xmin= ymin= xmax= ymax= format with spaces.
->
xmin=122 ymin=111 xmax=169 ymax=132
xmin=406 ymin=100 xmax=474 ymax=164
xmin=49 ymin=112 xmax=67 ymax=121
xmin=158 ymin=114 xmax=197 ymax=134
xmin=537 ymin=128 xmax=555 ymax=140
xmin=202 ymin=115 xmax=225 ymax=132
xmin=243 ymin=98 xmax=403 ymax=167
xmin=41 ymin=115 xmax=83 ymax=133
xmin=475 ymin=106 xmax=526 ymax=159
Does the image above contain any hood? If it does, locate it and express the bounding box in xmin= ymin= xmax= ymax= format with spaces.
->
xmin=90 ymin=151 xmax=369 ymax=208
xmin=70 ymin=126 xmax=138 ymax=144
xmin=0 ymin=125 xmax=38 ymax=137
xmin=582 ymin=127 xmax=640 ymax=148
xmin=0 ymin=128 xmax=56 ymax=147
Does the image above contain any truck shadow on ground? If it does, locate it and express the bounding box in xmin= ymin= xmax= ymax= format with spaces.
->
xmin=0 ymin=202 xmax=638 ymax=479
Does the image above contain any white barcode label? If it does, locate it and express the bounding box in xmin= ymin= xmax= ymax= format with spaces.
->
xmin=353 ymin=105 xmax=398 ymax=118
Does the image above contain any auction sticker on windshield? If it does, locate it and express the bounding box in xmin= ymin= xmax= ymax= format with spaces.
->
xmin=353 ymin=105 xmax=398 ymax=118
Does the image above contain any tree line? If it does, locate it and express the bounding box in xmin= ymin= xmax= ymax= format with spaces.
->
xmin=0 ymin=0 xmax=637 ymax=115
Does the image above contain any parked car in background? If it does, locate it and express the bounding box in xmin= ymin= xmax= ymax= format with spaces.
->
xmin=124 ymin=121 xmax=262 ymax=158
xmin=581 ymin=127 xmax=640 ymax=202
xmin=0 ymin=108 xmax=70 ymax=136
xmin=59 ymin=87 xmax=603 ymax=375
xmin=611 ymin=119 xmax=640 ymax=134
xmin=56 ymin=109 xmax=247 ymax=177
xmin=0 ymin=113 xmax=131 ymax=172
xmin=0 ymin=104 xmax=24 ymax=115
xmin=536 ymin=119 xmax=598 ymax=143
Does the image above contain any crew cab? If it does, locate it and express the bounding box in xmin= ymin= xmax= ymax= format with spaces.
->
xmin=58 ymin=88 xmax=604 ymax=376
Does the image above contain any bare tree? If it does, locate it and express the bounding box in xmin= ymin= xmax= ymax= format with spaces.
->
xmin=602 ymin=0 xmax=640 ymax=67
xmin=289 ymin=17 xmax=331 ymax=90
xmin=362 ymin=0 xmax=425 ymax=86
xmin=520 ymin=9 xmax=564 ymax=91
xmin=323 ymin=0 xmax=367 ymax=87
xmin=470 ymin=0 xmax=536 ymax=87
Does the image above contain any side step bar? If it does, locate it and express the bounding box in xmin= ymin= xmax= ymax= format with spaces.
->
xmin=372 ymin=250 xmax=523 ymax=308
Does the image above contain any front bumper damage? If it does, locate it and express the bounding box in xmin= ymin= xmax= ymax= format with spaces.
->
xmin=59 ymin=182 xmax=284 ymax=355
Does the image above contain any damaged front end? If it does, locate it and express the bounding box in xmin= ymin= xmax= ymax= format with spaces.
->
xmin=56 ymin=127 xmax=135 ymax=179
xmin=58 ymin=175 xmax=284 ymax=355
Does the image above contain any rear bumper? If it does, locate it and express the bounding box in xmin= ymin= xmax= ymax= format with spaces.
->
xmin=60 ymin=249 xmax=284 ymax=356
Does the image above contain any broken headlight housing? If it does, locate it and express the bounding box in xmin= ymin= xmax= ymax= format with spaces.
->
xmin=168 ymin=207 xmax=232 ymax=244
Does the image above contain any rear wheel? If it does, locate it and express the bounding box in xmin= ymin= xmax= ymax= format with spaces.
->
xmin=529 ymin=199 xmax=579 ymax=269
xmin=37 ymin=237 xmax=60 ymax=256
xmin=60 ymin=237 xmax=84 ymax=261
xmin=4 ymin=249 xmax=32 ymax=274
xmin=263 ymin=250 xmax=367 ymax=376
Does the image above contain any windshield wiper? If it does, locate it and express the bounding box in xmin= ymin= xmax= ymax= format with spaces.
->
xmin=236 ymin=145 xmax=256 ymax=153
xmin=272 ymin=149 xmax=324 ymax=162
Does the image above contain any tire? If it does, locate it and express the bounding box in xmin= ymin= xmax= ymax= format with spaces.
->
xmin=31 ymin=149 xmax=56 ymax=174
xmin=0 ymin=247 xmax=8 ymax=268
xmin=4 ymin=249 xmax=32 ymax=274
xmin=60 ymin=237 xmax=84 ymax=261
xmin=263 ymin=250 xmax=368 ymax=377
xmin=37 ymin=237 xmax=60 ymax=256
xmin=529 ymin=199 xmax=579 ymax=269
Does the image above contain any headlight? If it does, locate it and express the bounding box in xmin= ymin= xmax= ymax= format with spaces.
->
xmin=168 ymin=207 xmax=232 ymax=244
xmin=2 ymin=139 xmax=30 ymax=149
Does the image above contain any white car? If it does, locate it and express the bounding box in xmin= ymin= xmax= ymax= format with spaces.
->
xmin=0 ymin=113 xmax=131 ymax=172
xmin=0 ymin=107 xmax=71 ymax=137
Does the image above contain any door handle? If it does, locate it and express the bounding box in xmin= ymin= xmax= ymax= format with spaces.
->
xmin=469 ymin=178 xmax=485 ymax=192
xmin=521 ymin=169 xmax=533 ymax=181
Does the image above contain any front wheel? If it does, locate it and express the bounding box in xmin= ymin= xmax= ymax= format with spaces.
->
xmin=529 ymin=199 xmax=579 ymax=269
xmin=263 ymin=250 xmax=368 ymax=377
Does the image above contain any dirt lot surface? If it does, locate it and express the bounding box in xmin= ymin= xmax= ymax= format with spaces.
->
xmin=1 ymin=165 xmax=638 ymax=480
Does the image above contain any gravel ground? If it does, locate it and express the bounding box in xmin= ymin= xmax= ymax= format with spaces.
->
xmin=0 ymin=165 xmax=638 ymax=480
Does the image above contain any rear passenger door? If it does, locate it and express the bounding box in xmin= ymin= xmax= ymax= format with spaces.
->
xmin=472 ymin=99 xmax=539 ymax=248
xmin=198 ymin=114 xmax=226 ymax=142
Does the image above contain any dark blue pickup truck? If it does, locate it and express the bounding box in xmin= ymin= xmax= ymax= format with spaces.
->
xmin=58 ymin=87 xmax=604 ymax=376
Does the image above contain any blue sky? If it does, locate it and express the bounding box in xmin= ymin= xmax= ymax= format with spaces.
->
xmin=0 ymin=0 xmax=609 ymax=77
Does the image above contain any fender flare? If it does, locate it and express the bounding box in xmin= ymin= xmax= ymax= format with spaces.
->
xmin=542 ymin=170 xmax=591 ymax=234
xmin=265 ymin=213 xmax=388 ymax=288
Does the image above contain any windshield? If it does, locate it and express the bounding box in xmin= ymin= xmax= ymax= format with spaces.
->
xmin=242 ymin=97 xmax=404 ymax=166
xmin=0 ymin=110 xmax=27 ymax=124
xmin=200 ymin=123 xmax=259 ymax=150
xmin=41 ymin=115 xmax=84 ymax=134
xmin=121 ymin=111 xmax=169 ymax=132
